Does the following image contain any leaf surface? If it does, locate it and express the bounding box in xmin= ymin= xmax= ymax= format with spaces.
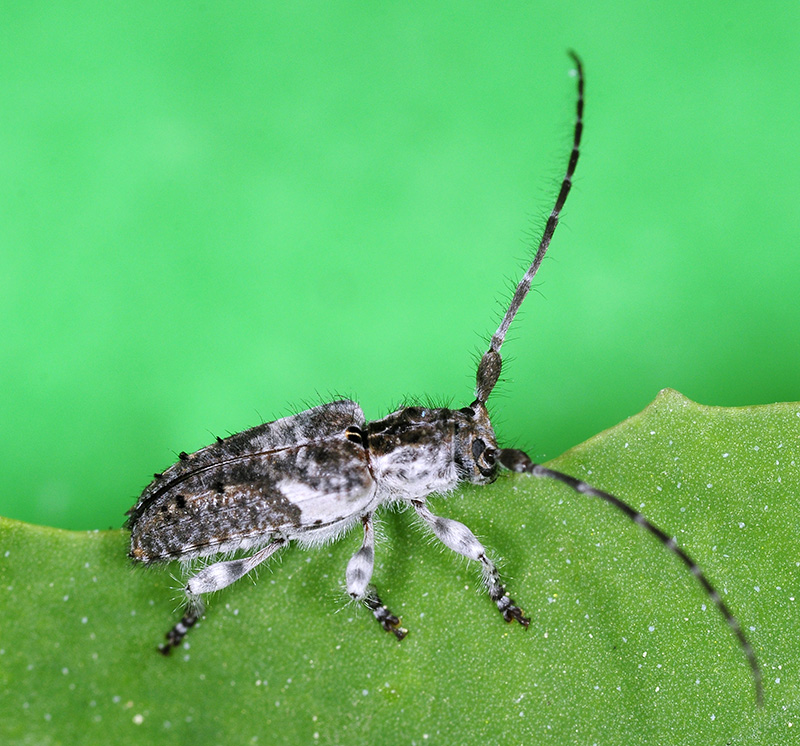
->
xmin=1 ymin=390 xmax=797 ymax=745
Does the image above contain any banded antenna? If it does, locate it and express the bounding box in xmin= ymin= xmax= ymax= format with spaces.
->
xmin=475 ymin=50 xmax=583 ymax=405
xmin=477 ymin=52 xmax=763 ymax=706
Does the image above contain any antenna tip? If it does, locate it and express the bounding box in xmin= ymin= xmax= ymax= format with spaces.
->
xmin=567 ymin=50 xmax=583 ymax=78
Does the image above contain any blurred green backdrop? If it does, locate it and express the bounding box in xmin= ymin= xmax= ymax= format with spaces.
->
xmin=2 ymin=2 xmax=799 ymax=530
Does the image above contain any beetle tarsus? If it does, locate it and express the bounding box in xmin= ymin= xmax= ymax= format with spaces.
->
xmin=159 ymin=610 xmax=199 ymax=653
xmin=365 ymin=594 xmax=407 ymax=640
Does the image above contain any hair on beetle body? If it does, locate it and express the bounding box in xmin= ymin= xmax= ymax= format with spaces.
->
xmin=125 ymin=52 xmax=762 ymax=706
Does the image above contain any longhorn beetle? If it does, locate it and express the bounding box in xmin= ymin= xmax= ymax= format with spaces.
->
xmin=126 ymin=53 xmax=763 ymax=705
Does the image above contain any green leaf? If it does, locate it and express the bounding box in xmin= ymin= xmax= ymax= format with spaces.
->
xmin=1 ymin=389 xmax=797 ymax=745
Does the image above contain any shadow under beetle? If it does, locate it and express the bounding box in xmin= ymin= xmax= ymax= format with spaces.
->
xmin=125 ymin=53 xmax=762 ymax=706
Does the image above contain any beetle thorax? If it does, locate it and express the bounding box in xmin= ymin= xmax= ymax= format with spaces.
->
xmin=365 ymin=404 xmax=499 ymax=502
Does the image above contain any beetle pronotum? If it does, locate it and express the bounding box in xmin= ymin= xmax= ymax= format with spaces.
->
xmin=126 ymin=53 xmax=762 ymax=705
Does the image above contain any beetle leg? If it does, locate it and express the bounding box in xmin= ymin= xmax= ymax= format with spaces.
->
xmin=159 ymin=538 xmax=286 ymax=654
xmin=411 ymin=500 xmax=529 ymax=628
xmin=346 ymin=514 xmax=407 ymax=640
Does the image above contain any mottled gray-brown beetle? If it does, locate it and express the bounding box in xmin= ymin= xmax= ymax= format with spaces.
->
xmin=126 ymin=54 xmax=762 ymax=705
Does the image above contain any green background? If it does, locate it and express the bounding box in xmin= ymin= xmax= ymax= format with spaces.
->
xmin=2 ymin=2 xmax=799 ymax=531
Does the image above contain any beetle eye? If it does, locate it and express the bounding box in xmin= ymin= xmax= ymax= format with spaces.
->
xmin=483 ymin=448 xmax=497 ymax=466
xmin=472 ymin=438 xmax=485 ymax=461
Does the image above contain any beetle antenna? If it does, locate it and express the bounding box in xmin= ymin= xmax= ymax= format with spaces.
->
xmin=496 ymin=449 xmax=764 ymax=707
xmin=475 ymin=51 xmax=583 ymax=405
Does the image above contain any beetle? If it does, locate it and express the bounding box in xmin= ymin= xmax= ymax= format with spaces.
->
xmin=125 ymin=53 xmax=762 ymax=705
